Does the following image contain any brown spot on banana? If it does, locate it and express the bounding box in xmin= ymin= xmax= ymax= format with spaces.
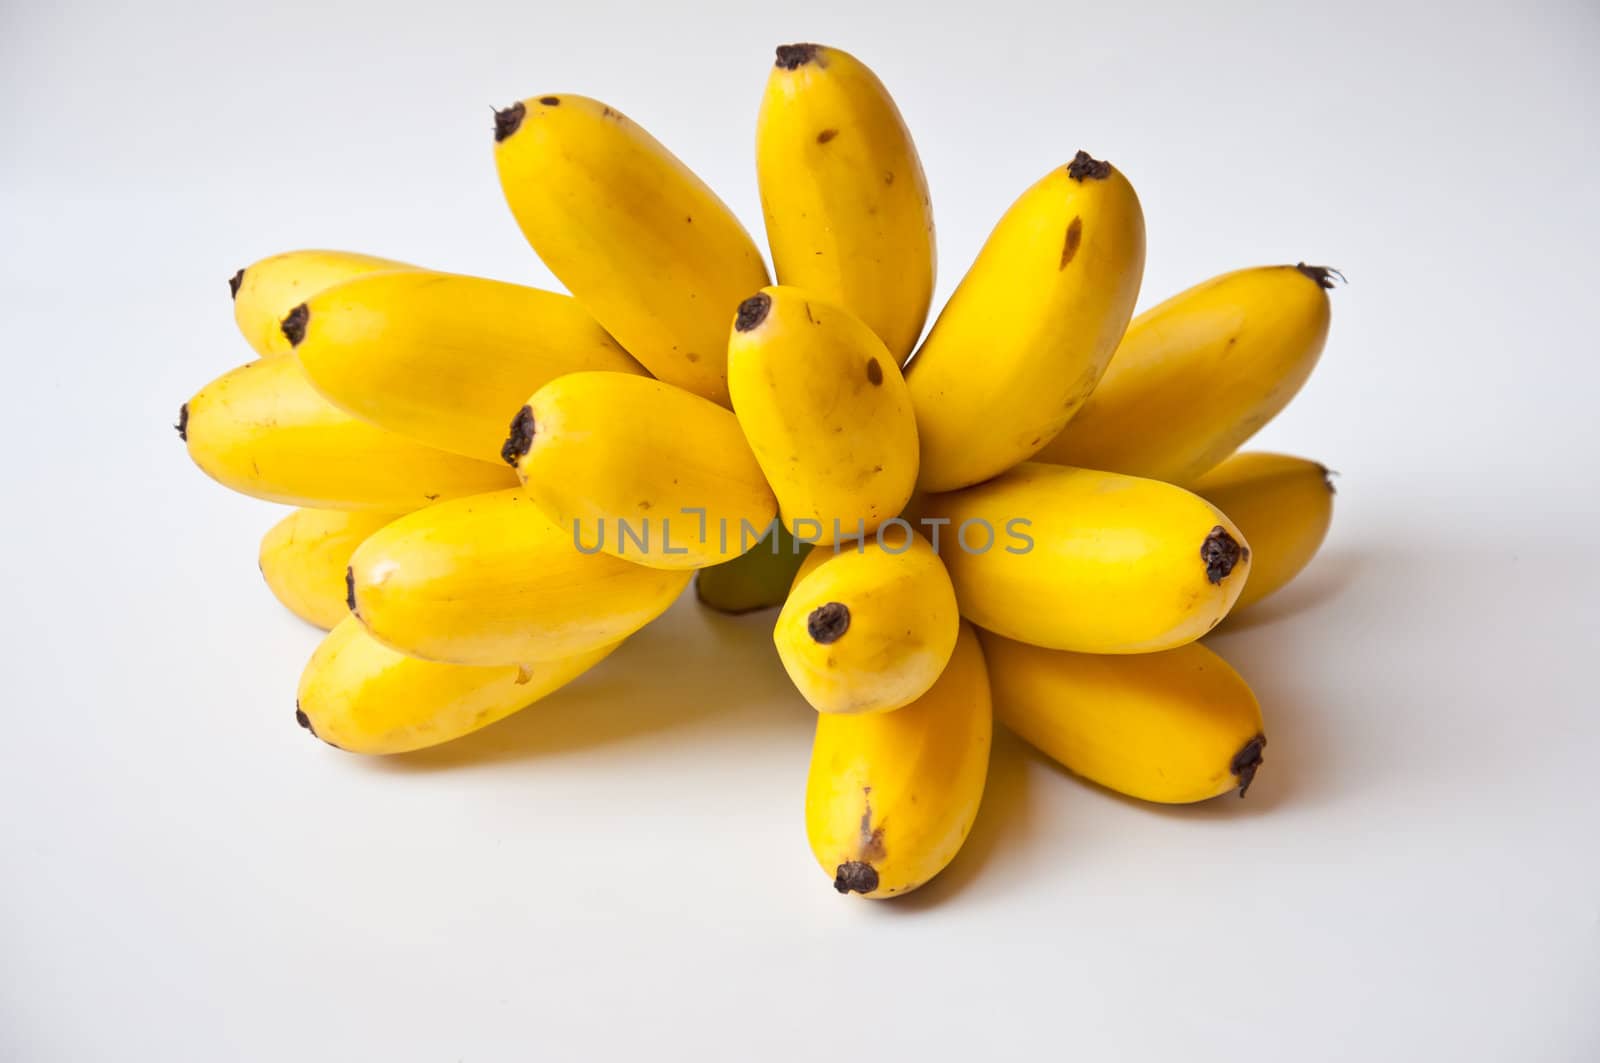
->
xmin=344 ymin=567 xmax=358 ymax=616
xmin=538 ymin=96 xmax=560 ymax=106
xmin=1059 ymin=216 xmax=1083 ymax=269
xmin=816 ymin=128 xmax=839 ymax=144
xmin=866 ymin=358 xmax=883 ymax=386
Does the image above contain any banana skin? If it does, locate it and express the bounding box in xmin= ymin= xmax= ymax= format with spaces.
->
xmin=259 ymin=508 xmax=402 ymax=630
xmin=231 ymin=249 xmax=417 ymax=358
xmin=695 ymin=521 xmax=812 ymax=615
xmin=807 ymin=623 xmax=991 ymax=898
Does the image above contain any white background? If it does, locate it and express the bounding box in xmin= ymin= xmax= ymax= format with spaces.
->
xmin=4 ymin=0 xmax=1598 ymax=1058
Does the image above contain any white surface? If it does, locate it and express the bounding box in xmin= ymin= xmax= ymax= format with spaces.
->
xmin=3 ymin=1 xmax=1599 ymax=1059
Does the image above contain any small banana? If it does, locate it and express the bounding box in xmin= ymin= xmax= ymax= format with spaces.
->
xmin=231 ymin=249 xmax=416 ymax=358
xmin=347 ymin=488 xmax=690 ymax=666
xmin=289 ymin=270 xmax=644 ymax=462
xmin=1189 ymin=452 xmax=1335 ymax=614
xmin=493 ymin=94 xmax=769 ymax=405
xmin=259 ymin=508 xmax=402 ymax=630
xmin=296 ymin=617 xmax=616 ymax=755
xmin=756 ymin=43 xmax=934 ymax=362
xmin=905 ymin=152 xmax=1145 ymax=492
xmin=179 ymin=355 xmax=516 ymax=510
xmin=695 ymin=521 xmax=812 ymax=614
xmin=921 ymin=462 xmax=1250 ymax=653
xmin=775 ymin=530 xmax=959 ymax=715
xmin=807 ymin=623 xmax=991 ymax=898
xmin=979 ymin=631 xmax=1266 ymax=803
xmin=1036 ymin=264 xmax=1337 ymax=483
xmin=503 ymin=371 xmax=776 ymax=569
xmin=728 ymin=287 xmax=918 ymax=545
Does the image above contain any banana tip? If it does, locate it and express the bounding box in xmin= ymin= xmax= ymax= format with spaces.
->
xmin=1200 ymin=526 xmax=1247 ymax=585
xmin=501 ymin=406 xmax=536 ymax=467
xmin=734 ymin=292 xmax=772 ymax=333
xmin=494 ymin=101 xmax=526 ymax=142
xmin=175 ymin=403 xmax=188 ymax=442
xmin=774 ymin=43 xmax=820 ymax=70
xmin=1295 ymin=264 xmax=1345 ymax=289
xmin=281 ymin=304 xmax=309 ymax=347
xmin=1067 ymin=150 xmax=1112 ymax=181
xmin=833 ymin=861 xmax=879 ymax=895
xmin=1232 ymin=734 xmax=1266 ymax=797
xmin=228 ymin=269 xmax=244 ymax=300
xmin=807 ymin=602 xmax=851 ymax=644
xmin=295 ymin=703 xmax=315 ymax=735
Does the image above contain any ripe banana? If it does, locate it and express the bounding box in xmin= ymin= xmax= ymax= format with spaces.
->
xmin=904 ymin=152 xmax=1145 ymax=492
xmin=179 ymin=355 xmax=516 ymax=510
xmin=728 ymin=287 xmax=918 ymax=545
xmin=347 ymin=488 xmax=690 ymax=666
xmin=296 ymin=617 xmax=616 ymax=755
xmin=1188 ymin=451 xmax=1335 ymax=614
xmin=289 ymin=270 xmax=644 ymax=462
xmin=775 ymin=530 xmax=959 ymax=715
xmin=1036 ymin=264 xmax=1336 ymax=483
xmin=259 ymin=508 xmax=402 ymax=630
xmin=807 ymin=623 xmax=990 ymax=898
xmin=493 ymin=94 xmax=769 ymax=405
xmin=979 ymin=631 xmax=1266 ymax=803
xmin=231 ymin=249 xmax=416 ymax=358
xmin=695 ymin=521 xmax=811 ymax=614
xmin=921 ymin=462 xmax=1250 ymax=653
xmin=504 ymin=371 xmax=776 ymax=569
xmin=756 ymin=43 xmax=935 ymax=362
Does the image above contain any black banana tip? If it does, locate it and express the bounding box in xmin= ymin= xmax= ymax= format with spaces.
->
xmin=296 ymin=703 xmax=315 ymax=735
xmin=807 ymin=602 xmax=850 ymax=644
xmin=1201 ymin=526 xmax=1247 ymax=584
xmin=1067 ymin=150 xmax=1112 ymax=181
xmin=228 ymin=269 xmax=244 ymax=300
xmin=1232 ymin=734 xmax=1267 ymax=797
xmin=734 ymin=292 xmax=772 ymax=332
xmin=501 ymin=406 xmax=536 ymax=467
xmin=280 ymin=304 xmax=309 ymax=347
xmin=494 ymin=101 xmax=526 ymax=142
xmin=1295 ymin=264 xmax=1346 ymax=289
xmin=175 ymin=403 xmax=188 ymax=442
xmin=834 ymin=861 xmax=879 ymax=894
xmin=775 ymin=43 xmax=820 ymax=69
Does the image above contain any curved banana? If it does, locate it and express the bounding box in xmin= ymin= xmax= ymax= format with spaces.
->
xmin=493 ymin=94 xmax=769 ymax=405
xmin=1188 ymin=452 xmax=1335 ymax=614
xmin=289 ymin=270 xmax=644 ymax=462
xmin=775 ymin=530 xmax=959 ymax=714
xmin=980 ymin=631 xmax=1266 ymax=803
xmin=231 ymin=249 xmax=416 ymax=358
xmin=296 ymin=617 xmax=616 ymax=755
xmin=695 ymin=521 xmax=812 ymax=614
xmin=347 ymin=488 xmax=690 ymax=666
xmin=259 ymin=508 xmax=402 ymax=630
xmin=807 ymin=623 xmax=991 ymax=898
xmin=921 ymin=462 xmax=1250 ymax=653
xmin=728 ymin=287 xmax=918 ymax=545
xmin=1036 ymin=264 xmax=1336 ymax=483
xmin=905 ymin=152 xmax=1145 ymax=492
xmin=756 ymin=43 xmax=934 ymax=362
xmin=504 ymin=371 xmax=776 ymax=569
xmin=179 ymin=355 xmax=516 ymax=510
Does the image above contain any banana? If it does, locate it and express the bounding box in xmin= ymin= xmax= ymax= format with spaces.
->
xmin=727 ymin=287 xmax=919 ymax=545
xmin=920 ymin=462 xmax=1250 ymax=653
xmin=756 ymin=43 xmax=935 ymax=362
xmin=1188 ymin=452 xmax=1335 ymax=614
xmin=904 ymin=152 xmax=1145 ymax=492
xmin=296 ymin=617 xmax=616 ymax=755
xmin=695 ymin=521 xmax=812 ymax=614
xmin=179 ymin=355 xmax=516 ymax=510
xmin=979 ymin=631 xmax=1266 ymax=803
xmin=259 ymin=508 xmax=402 ymax=630
xmin=347 ymin=488 xmax=690 ymax=666
xmin=775 ymin=529 xmax=960 ymax=714
xmin=504 ymin=371 xmax=776 ymax=569
xmin=493 ymin=94 xmax=769 ymax=405
xmin=807 ymin=623 xmax=990 ymax=898
xmin=1036 ymin=264 xmax=1337 ymax=483
xmin=287 ymin=270 xmax=644 ymax=462
xmin=231 ymin=250 xmax=416 ymax=358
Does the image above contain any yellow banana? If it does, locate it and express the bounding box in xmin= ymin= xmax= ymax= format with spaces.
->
xmin=1188 ymin=451 xmax=1335 ymax=614
xmin=259 ymin=508 xmax=402 ymax=630
xmin=921 ymin=462 xmax=1250 ymax=653
xmin=493 ymin=94 xmax=769 ymax=405
xmin=979 ymin=631 xmax=1266 ymax=803
xmin=231 ymin=249 xmax=416 ymax=358
xmin=807 ymin=623 xmax=991 ymax=898
xmin=775 ymin=530 xmax=959 ymax=715
xmin=1036 ymin=264 xmax=1337 ymax=483
xmin=179 ymin=355 xmax=516 ymax=510
xmin=504 ymin=371 xmax=776 ymax=569
xmin=347 ymin=488 xmax=690 ymax=666
xmin=904 ymin=152 xmax=1145 ymax=491
xmin=695 ymin=521 xmax=812 ymax=614
xmin=756 ymin=43 xmax=935 ymax=362
xmin=727 ymin=287 xmax=919 ymax=545
xmin=296 ymin=617 xmax=616 ymax=755
xmin=289 ymin=270 xmax=644 ymax=462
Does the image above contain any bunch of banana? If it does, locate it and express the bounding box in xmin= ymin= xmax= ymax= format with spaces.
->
xmin=177 ymin=41 xmax=1345 ymax=902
